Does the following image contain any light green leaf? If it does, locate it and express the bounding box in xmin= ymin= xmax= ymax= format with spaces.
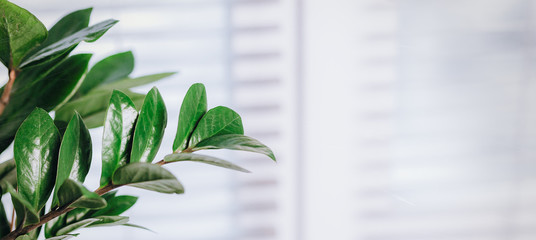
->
xmin=130 ymin=87 xmax=167 ymax=163
xmin=194 ymin=134 xmax=276 ymax=161
xmin=112 ymin=163 xmax=184 ymax=194
xmin=46 ymin=234 xmax=79 ymax=240
xmin=100 ymin=91 xmax=138 ymax=187
xmin=53 ymin=113 xmax=92 ymax=207
xmin=188 ymin=106 xmax=243 ymax=148
xmin=173 ymin=83 xmax=207 ymax=152
xmin=7 ymin=184 xmax=39 ymax=227
xmin=15 ymin=235 xmax=32 ymax=240
xmin=55 ymin=90 xmax=144 ymax=129
xmin=93 ymin=72 xmax=176 ymax=92
xmin=87 ymin=216 xmax=129 ymax=228
xmin=0 ymin=159 xmax=16 ymax=195
xmin=122 ymin=223 xmax=154 ymax=233
xmin=76 ymin=51 xmax=134 ymax=96
xmin=57 ymin=179 xmax=106 ymax=209
xmin=164 ymin=153 xmax=249 ymax=173
xmin=0 ymin=0 xmax=47 ymax=68
xmin=14 ymin=108 xmax=60 ymax=211
xmin=56 ymin=218 xmax=100 ymax=236
xmin=20 ymin=19 xmax=117 ymax=67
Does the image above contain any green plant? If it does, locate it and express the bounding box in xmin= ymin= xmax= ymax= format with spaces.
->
xmin=0 ymin=1 xmax=275 ymax=239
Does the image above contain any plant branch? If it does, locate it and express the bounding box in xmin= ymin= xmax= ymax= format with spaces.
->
xmin=0 ymin=69 xmax=19 ymax=116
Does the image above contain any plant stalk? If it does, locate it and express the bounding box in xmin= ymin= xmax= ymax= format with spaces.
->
xmin=0 ymin=69 xmax=19 ymax=116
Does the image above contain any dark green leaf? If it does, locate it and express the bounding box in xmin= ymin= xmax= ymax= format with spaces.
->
xmin=57 ymin=179 xmax=106 ymax=209
xmin=91 ymin=195 xmax=138 ymax=217
xmin=7 ymin=184 xmax=39 ymax=227
xmin=0 ymin=195 xmax=10 ymax=236
xmin=188 ymin=106 xmax=243 ymax=148
xmin=53 ymin=113 xmax=92 ymax=207
xmin=24 ymin=8 xmax=92 ymax=67
xmin=44 ymin=214 xmax=65 ymax=238
xmin=0 ymin=54 xmax=91 ymax=153
xmin=164 ymin=153 xmax=249 ymax=173
xmin=100 ymin=91 xmax=138 ymax=186
xmin=130 ymin=87 xmax=167 ymax=163
xmin=20 ymin=19 xmax=117 ymax=67
xmin=173 ymin=83 xmax=207 ymax=152
xmin=0 ymin=0 xmax=47 ymax=68
xmin=112 ymin=163 xmax=184 ymax=194
xmin=0 ymin=159 xmax=16 ymax=195
xmin=87 ymin=216 xmax=129 ymax=228
xmin=92 ymin=72 xmax=176 ymax=92
xmin=194 ymin=134 xmax=276 ymax=161
xmin=14 ymin=108 xmax=60 ymax=211
xmin=76 ymin=51 xmax=134 ymax=96
xmin=56 ymin=218 xmax=100 ymax=236
xmin=55 ymin=90 xmax=145 ymax=129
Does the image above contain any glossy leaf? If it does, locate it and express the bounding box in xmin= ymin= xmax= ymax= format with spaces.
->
xmin=57 ymin=179 xmax=106 ymax=209
xmin=87 ymin=216 xmax=129 ymax=228
xmin=194 ymin=134 xmax=276 ymax=161
xmin=20 ymin=19 xmax=117 ymax=67
xmin=100 ymin=91 xmax=138 ymax=186
xmin=55 ymin=90 xmax=145 ymax=129
xmin=91 ymin=195 xmax=138 ymax=217
xmin=0 ymin=195 xmax=10 ymax=236
xmin=164 ymin=153 xmax=249 ymax=173
xmin=0 ymin=0 xmax=47 ymax=68
xmin=53 ymin=113 xmax=92 ymax=206
xmin=112 ymin=163 xmax=184 ymax=194
xmin=188 ymin=106 xmax=243 ymax=148
xmin=7 ymin=184 xmax=39 ymax=227
xmin=173 ymin=83 xmax=207 ymax=152
xmin=93 ymin=72 xmax=176 ymax=92
xmin=130 ymin=87 xmax=167 ymax=163
xmin=0 ymin=159 xmax=16 ymax=195
xmin=25 ymin=8 xmax=92 ymax=67
xmin=14 ymin=108 xmax=60 ymax=211
xmin=0 ymin=54 xmax=91 ymax=153
xmin=56 ymin=218 xmax=100 ymax=236
xmin=76 ymin=51 xmax=134 ymax=96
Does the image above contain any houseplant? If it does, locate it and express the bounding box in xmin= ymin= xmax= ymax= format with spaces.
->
xmin=0 ymin=1 xmax=275 ymax=239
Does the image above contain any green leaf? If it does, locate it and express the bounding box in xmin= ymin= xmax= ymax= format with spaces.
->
xmin=0 ymin=54 xmax=91 ymax=153
xmin=0 ymin=0 xmax=47 ymax=68
xmin=87 ymin=216 xmax=129 ymax=228
xmin=0 ymin=195 xmax=10 ymax=236
xmin=56 ymin=218 xmax=100 ymax=236
xmin=7 ymin=184 xmax=39 ymax=227
xmin=112 ymin=163 xmax=184 ymax=194
xmin=122 ymin=223 xmax=154 ymax=233
xmin=164 ymin=153 xmax=249 ymax=173
xmin=55 ymin=90 xmax=145 ymax=129
xmin=130 ymin=87 xmax=167 ymax=163
xmin=25 ymin=8 xmax=92 ymax=67
xmin=53 ymin=113 xmax=92 ymax=207
xmin=20 ymin=19 xmax=117 ymax=68
xmin=14 ymin=108 xmax=60 ymax=211
xmin=76 ymin=51 xmax=134 ymax=96
xmin=46 ymin=234 xmax=79 ymax=240
xmin=188 ymin=106 xmax=243 ymax=148
xmin=15 ymin=235 xmax=32 ymax=240
xmin=92 ymin=72 xmax=176 ymax=92
xmin=194 ymin=134 xmax=276 ymax=161
xmin=91 ymin=195 xmax=138 ymax=217
xmin=0 ymin=159 xmax=16 ymax=195
xmin=100 ymin=91 xmax=138 ymax=187
xmin=173 ymin=83 xmax=207 ymax=152
xmin=57 ymin=179 xmax=106 ymax=209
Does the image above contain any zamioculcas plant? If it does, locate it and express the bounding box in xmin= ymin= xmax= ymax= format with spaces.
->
xmin=0 ymin=1 xmax=275 ymax=239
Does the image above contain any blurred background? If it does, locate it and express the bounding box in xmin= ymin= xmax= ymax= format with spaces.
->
xmin=1 ymin=0 xmax=536 ymax=239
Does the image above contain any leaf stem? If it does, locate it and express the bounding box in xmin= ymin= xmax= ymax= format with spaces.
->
xmin=0 ymin=69 xmax=19 ymax=116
